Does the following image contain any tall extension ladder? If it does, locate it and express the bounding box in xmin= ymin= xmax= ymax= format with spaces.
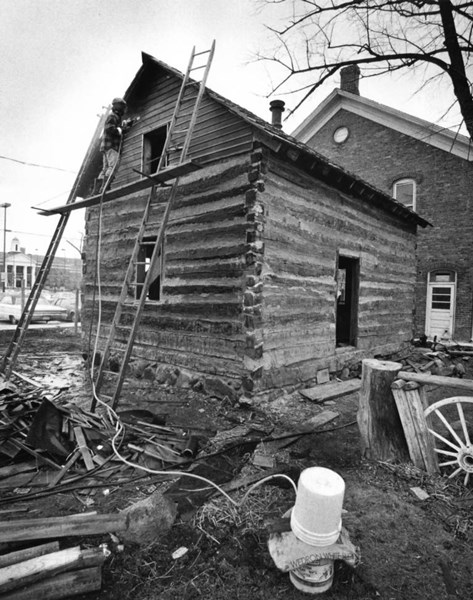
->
xmin=0 ymin=112 xmax=108 ymax=379
xmin=92 ymin=42 xmax=215 ymax=411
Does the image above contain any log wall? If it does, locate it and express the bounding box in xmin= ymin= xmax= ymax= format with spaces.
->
xmin=82 ymin=155 xmax=256 ymax=386
xmin=256 ymin=154 xmax=417 ymax=392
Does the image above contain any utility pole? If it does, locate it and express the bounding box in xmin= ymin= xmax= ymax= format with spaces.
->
xmin=1 ymin=203 xmax=11 ymax=292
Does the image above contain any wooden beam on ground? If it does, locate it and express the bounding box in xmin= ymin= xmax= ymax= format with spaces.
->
xmin=0 ymin=547 xmax=106 ymax=595
xmin=391 ymin=380 xmax=439 ymax=474
xmin=36 ymin=160 xmax=202 ymax=216
xmin=0 ymin=566 xmax=102 ymax=600
xmin=0 ymin=542 xmax=60 ymax=569
xmin=0 ymin=513 xmax=127 ymax=543
xmin=358 ymin=359 xmax=409 ymax=462
xmin=299 ymin=379 xmax=361 ymax=403
xmin=398 ymin=371 xmax=473 ymax=392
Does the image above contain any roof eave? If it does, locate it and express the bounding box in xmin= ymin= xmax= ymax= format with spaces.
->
xmin=292 ymin=89 xmax=472 ymax=162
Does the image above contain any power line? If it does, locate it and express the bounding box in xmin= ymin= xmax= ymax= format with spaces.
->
xmin=0 ymin=154 xmax=77 ymax=174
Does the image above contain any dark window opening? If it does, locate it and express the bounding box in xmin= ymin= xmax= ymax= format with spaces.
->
xmin=336 ymin=255 xmax=359 ymax=347
xmin=143 ymin=126 xmax=168 ymax=175
xmin=7 ymin=265 xmax=13 ymax=287
xmin=136 ymin=236 xmax=163 ymax=301
xmin=15 ymin=266 xmax=24 ymax=288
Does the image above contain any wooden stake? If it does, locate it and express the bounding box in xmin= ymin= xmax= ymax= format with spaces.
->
xmin=358 ymin=359 xmax=409 ymax=461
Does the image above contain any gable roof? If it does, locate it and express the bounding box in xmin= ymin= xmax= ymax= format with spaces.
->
xmin=292 ymin=88 xmax=473 ymax=162
xmin=41 ymin=53 xmax=428 ymax=228
xmin=135 ymin=54 xmax=428 ymax=228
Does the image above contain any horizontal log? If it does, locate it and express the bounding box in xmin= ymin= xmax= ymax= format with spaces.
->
xmin=0 ymin=514 xmax=127 ymax=543
xmin=398 ymin=371 xmax=473 ymax=392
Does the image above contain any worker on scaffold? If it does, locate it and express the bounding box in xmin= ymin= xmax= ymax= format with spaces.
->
xmin=95 ymin=97 xmax=128 ymax=194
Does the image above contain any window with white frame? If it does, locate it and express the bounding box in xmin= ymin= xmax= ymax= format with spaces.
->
xmin=393 ymin=178 xmax=416 ymax=210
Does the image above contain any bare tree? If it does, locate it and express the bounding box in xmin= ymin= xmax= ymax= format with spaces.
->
xmin=259 ymin=0 xmax=473 ymax=139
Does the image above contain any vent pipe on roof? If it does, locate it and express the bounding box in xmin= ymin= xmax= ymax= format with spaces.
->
xmin=270 ymin=99 xmax=285 ymax=129
xmin=340 ymin=65 xmax=360 ymax=95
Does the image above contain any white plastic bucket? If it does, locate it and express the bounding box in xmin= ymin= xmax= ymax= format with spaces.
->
xmin=290 ymin=467 xmax=345 ymax=547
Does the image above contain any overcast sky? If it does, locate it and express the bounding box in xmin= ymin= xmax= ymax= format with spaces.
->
xmin=1 ymin=0 xmax=458 ymax=257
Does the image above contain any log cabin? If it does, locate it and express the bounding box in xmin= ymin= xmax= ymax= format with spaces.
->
xmin=48 ymin=52 xmax=429 ymax=399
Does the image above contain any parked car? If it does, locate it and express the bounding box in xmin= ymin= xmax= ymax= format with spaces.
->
xmin=52 ymin=296 xmax=81 ymax=322
xmin=0 ymin=295 xmax=69 ymax=324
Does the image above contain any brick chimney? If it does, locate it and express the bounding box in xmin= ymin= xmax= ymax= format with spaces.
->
xmin=340 ymin=65 xmax=360 ymax=95
xmin=269 ymin=99 xmax=285 ymax=129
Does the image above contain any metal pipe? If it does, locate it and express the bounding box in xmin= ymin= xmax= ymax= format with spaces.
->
xmin=1 ymin=203 xmax=11 ymax=292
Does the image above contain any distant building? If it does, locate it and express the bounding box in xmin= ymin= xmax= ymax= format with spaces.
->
xmin=4 ymin=238 xmax=37 ymax=290
xmin=292 ymin=65 xmax=473 ymax=341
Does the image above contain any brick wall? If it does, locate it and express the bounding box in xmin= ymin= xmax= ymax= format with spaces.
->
xmin=305 ymin=109 xmax=473 ymax=340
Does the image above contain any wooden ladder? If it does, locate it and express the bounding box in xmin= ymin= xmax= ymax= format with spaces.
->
xmin=91 ymin=41 xmax=215 ymax=410
xmin=0 ymin=112 xmax=108 ymax=379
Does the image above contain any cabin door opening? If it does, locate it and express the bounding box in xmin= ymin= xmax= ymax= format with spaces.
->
xmin=336 ymin=255 xmax=359 ymax=347
xmin=425 ymin=270 xmax=456 ymax=340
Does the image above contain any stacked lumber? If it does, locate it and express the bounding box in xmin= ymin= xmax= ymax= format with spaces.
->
xmin=0 ymin=542 xmax=109 ymax=599
xmin=389 ymin=343 xmax=470 ymax=378
xmin=0 ymin=512 xmax=129 ymax=598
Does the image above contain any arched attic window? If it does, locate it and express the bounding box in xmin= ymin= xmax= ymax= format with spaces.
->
xmin=393 ymin=178 xmax=416 ymax=211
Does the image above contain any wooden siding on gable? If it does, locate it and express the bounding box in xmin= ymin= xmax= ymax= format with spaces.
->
xmin=112 ymin=67 xmax=254 ymax=191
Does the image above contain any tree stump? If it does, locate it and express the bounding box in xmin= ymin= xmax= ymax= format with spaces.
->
xmin=357 ymin=359 xmax=409 ymax=461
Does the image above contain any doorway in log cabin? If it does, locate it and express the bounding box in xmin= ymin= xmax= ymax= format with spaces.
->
xmin=336 ymin=255 xmax=359 ymax=347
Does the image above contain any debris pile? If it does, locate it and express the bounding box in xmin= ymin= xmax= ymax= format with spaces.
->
xmin=0 ymin=380 xmax=195 ymax=505
xmin=382 ymin=341 xmax=472 ymax=378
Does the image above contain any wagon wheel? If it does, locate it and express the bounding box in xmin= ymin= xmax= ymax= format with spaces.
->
xmin=424 ymin=397 xmax=473 ymax=486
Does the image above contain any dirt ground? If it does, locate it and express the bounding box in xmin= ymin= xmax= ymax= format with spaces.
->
xmin=1 ymin=327 xmax=473 ymax=600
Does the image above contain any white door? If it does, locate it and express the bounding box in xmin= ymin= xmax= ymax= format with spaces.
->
xmin=426 ymin=282 xmax=455 ymax=340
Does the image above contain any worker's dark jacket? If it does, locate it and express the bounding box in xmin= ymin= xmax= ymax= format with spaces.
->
xmin=100 ymin=110 xmax=122 ymax=152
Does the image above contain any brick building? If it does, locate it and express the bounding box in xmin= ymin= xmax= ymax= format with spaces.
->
xmin=292 ymin=66 xmax=473 ymax=342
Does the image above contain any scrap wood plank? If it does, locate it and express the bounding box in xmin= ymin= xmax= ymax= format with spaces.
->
xmin=0 ymin=471 xmax=37 ymax=490
xmin=10 ymin=439 xmax=61 ymax=470
xmin=0 ymin=461 xmax=37 ymax=479
xmin=0 ymin=565 xmax=102 ymax=600
xmin=48 ymin=449 xmax=81 ymax=488
xmin=0 ymin=546 xmax=107 ymax=594
xmin=391 ymin=380 xmax=439 ymax=474
xmin=0 ymin=513 xmax=128 ymax=543
xmin=0 ymin=546 xmax=82 ymax=593
xmin=299 ymin=379 xmax=361 ymax=403
xmin=73 ymin=427 xmax=95 ymax=471
xmin=0 ymin=541 xmax=60 ymax=568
